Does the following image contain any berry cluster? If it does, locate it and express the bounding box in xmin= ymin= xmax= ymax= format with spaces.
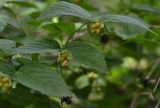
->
xmin=0 ymin=75 xmax=12 ymax=92
xmin=61 ymin=96 xmax=73 ymax=104
xmin=60 ymin=52 xmax=69 ymax=66
xmin=88 ymin=21 xmax=104 ymax=34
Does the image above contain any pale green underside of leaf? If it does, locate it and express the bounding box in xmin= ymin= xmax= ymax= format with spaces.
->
xmin=14 ymin=39 xmax=60 ymax=54
xmin=39 ymin=1 xmax=91 ymax=20
xmin=132 ymin=4 xmax=160 ymax=14
xmin=39 ymin=1 xmax=156 ymax=38
xmin=106 ymin=22 xmax=147 ymax=39
xmin=91 ymin=14 xmax=157 ymax=38
xmin=0 ymin=39 xmax=16 ymax=54
xmin=16 ymin=63 xmax=72 ymax=97
xmin=67 ymin=41 xmax=107 ymax=73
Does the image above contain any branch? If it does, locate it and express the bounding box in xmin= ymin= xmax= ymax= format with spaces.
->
xmin=153 ymin=77 xmax=160 ymax=92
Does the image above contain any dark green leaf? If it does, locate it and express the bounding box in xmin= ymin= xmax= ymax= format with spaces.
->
xmin=16 ymin=63 xmax=72 ymax=97
xmin=0 ymin=18 xmax=7 ymax=32
xmin=14 ymin=39 xmax=60 ymax=54
xmin=132 ymin=4 xmax=160 ymax=14
xmin=39 ymin=1 xmax=91 ymax=21
xmin=67 ymin=41 xmax=107 ymax=73
xmin=7 ymin=0 xmax=38 ymax=8
xmin=56 ymin=22 xmax=76 ymax=36
xmin=2 ymin=17 xmax=21 ymax=29
xmin=91 ymin=14 xmax=154 ymax=38
xmin=0 ymin=39 xmax=16 ymax=54
xmin=0 ymin=58 xmax=15 ymax=75
xmin=106 ymin=22 xmax=147 ymax=39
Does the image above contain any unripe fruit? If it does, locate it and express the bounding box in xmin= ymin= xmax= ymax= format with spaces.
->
xmin=2 ymin=77 xmax=9 ymax=83
xmin=60 ymin=52 xmax=69 ymax=66
xmin=88 ymin=21 xmax=104 ymax=35
xmin=95 ymin=29 xmax=101 ymax=34
xmin=95 ymin=22 xmax=101 ymax=28
xmin=0 ymin=82 xmax=3 ymax=87
xmin=0 ymin=76 xmax=3 ymax=81
xmin=0 ymin=75 xmax=12 ymax=92
xmin=3 ymin=82 xmax=10 ymax=88
xmin=88 ymin=72 xmax=98 ymax=79
xmin=90 ymin=24 xmax=97 ymax=29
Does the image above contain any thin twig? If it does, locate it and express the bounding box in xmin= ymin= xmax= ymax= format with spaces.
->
xmin=155 ymin=100 xmax=160 ymax=108
xmin=153 ymin=77 xmax=160 ymax=92
xmin=57 ymin=51 xmax=62 ymax=77
xmin=151 ymin=25 xmax=160 ymax=29
xmin=147 ymin=58 xmax=160 ymax=79
xmin=66 ymin=22 xmax=89 ymax=43
xmin=130 ymin=91 xmax=154 ymax=108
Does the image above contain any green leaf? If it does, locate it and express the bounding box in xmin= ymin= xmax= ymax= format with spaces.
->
xmin=2 ymin=17 xmax=21 ymax=29
xmin=132 ymin=4 xmax=160 ymax=14
xmin=0 ymin=18 xmax=7 ymax=32
xmin=32 ymin=99 xmax=61 ymax=108
xmin=106 ymin=22 xmax=147 ymax=39
xmin=56 ymin=22 xmax=76 ymax=36
xmin=67 ymin=41 xmax=107 ymax=73
xmin=14 ymin=39 xmax=60 ymax=54
xmin=7 ymin=0 xmax=38 ymax=8
xmin=1 ymin=6 xmax=21 ymax=29
xmin=91 ymin=14 xmax=153 ymax=39
xmin=39 ymin=1 xmax=91 ymax=21
xmin=92 ymin=14 xmax=150 ymax=29
xmin=0 ymin=58 xmax=15 ymax=75
xmin=0 ymin=0 xmax=7 ymax=7
xmin=0 ymin=39 xmax=16 ymax=54
xmin=16 ymin=63 xmax=72 ymax=97
xmin=75 ymin=75 xmax=90 ymax=89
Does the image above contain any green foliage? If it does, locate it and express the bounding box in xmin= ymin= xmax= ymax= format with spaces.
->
xmin=0 ymin=19 xmax=7 ymax=32
xmin=0 ymin=39 xmax=16 ymax=54
xmin=15 ymin=39 xmax=60 ymax=54
xmin=0 ymin=0 xmax=159 ymax=108
xmin=75 ymin=75 xmax=90 ymax=89
xmin=39 ymin=1 xmax=92 ymax=20
xmin=16 ymin=63 xmax=72 ymax=97
xmin=0 ymin=58 xmax=15 ymax=75
xmin=67 ymin=41 xmax=107 ymax=73
xmin=39 ymin=1 xmax=156 ymax=38
xmin=92 ymin=14 xmax=150 ymax=38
